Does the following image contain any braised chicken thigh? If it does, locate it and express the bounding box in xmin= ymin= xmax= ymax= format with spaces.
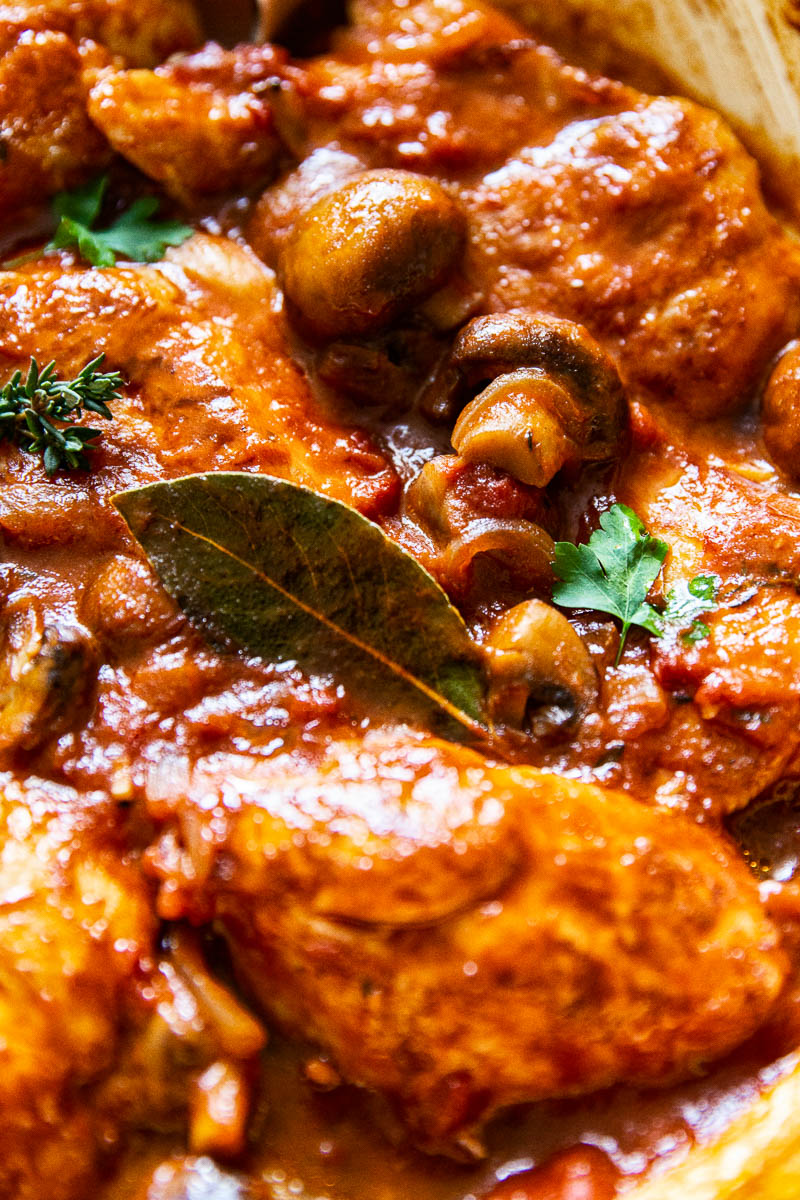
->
xmin=145 ymin=732 xmax=785 ymax=1154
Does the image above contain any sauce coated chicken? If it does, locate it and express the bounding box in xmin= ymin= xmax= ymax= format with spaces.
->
xmin=2 ymin=0 xmax=800 ymax=1197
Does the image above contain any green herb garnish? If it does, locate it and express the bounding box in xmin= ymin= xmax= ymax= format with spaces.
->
xmin=0 ymin=355 xmax=123 ymax=474
xmin=553 ymin=503 xmax=718 ymax=661
xmin=47 ymin=175 xmax=192 ymax=268
xmin=657 ymin=574 xmax=719 ymax=645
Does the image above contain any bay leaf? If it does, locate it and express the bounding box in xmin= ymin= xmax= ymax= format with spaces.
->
xmin=114 ymin=472 xmax=488 ymax=739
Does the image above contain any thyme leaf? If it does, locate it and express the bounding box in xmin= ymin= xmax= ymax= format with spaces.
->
xmin=0 ymin=355 xmax=124 ymax=474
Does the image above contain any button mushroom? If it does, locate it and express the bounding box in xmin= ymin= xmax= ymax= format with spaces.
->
xmin=439 ymin=517 xmax=556 ymax=596
xmin=279 ymin=169 xmax=467 ymax=340
xmin=0 ymin=602 xmax=97 ymax=754
xmin=450 ymin=311 xmax=627 ymax=486
xmin=762 ymin=339 xmax=800 ymax=479
xmin=484 ymin=598 xmax=599 ymax=734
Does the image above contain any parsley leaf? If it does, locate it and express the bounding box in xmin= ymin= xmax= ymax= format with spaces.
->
xmin=553 ymin=505 xmax=720 ymax=661
xmin=553 ymin=503 xmax=668 ymax=663
xmin=682 ymin=619 xmax=711 ymax=645
xmin=55 ymin=173 xmax=108 ymax=227
xmin=659 ymin=574 xmax=719 ymax=645
xmin=47 ymin=175 xmax=192 ymax=267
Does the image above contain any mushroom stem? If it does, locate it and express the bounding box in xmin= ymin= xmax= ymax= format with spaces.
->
xmin=449 ymin=311 xmax=627 ymax=486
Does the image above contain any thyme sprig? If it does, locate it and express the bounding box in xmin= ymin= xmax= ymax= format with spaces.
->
xmin=0 ymin=355 xmax=123 ymax=475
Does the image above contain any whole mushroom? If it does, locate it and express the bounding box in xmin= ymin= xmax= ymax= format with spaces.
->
xmin=762 ymin=339 xmax=800 ymax=479
xmin=279 ymin=169 xmax=467 ymax=340
xmin=484 ymin=598 xmax=599 ymax=734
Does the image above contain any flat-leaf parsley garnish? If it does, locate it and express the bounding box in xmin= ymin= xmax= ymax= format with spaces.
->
xmin=0 ymin=355 xmax=124 ymax=474
xmin=654 ymin=573 xmax=719 ymax=645
xmin=553 ymin=503 xmax=719 ymax=661
xmin=47 ymin=175 xmax=192 ymax=268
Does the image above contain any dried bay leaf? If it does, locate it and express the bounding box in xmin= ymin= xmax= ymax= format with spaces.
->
xmin=114 ymin=472 xmax=488 ymax=739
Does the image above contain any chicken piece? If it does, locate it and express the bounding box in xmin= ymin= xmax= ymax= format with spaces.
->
xmin=598 ymin=409 xmax=800 ymax=817
xmin=465 ymin=95 xmax=800 ymax=418
xmin=0 ymin=0 xmax=201 ymax=218
xmin=246 ymin=0 xmax=631 ymax=257
xmin=265 ymin=0 xmax=800 ymax=419
xmin=0 ymin=30 xmax=111 ymax=217
xmin=0 ymin=0 xmax=201 ymax=65
xmin=288 ymin=0 xmax=632 ymax=173
xmin=88 ymin=45 xmax=287 ymax=204
xmin=0 ymin=234 xmax=397 ymax=553
xmin=143 ymin=730 xmax=785 ymax=1155
xmin=0 ymin=773 xmax=155 ymax=1200
xmin=0 ymin=767 xmax=269 ymax=1199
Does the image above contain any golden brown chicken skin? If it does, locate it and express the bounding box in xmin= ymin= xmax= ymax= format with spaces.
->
xmin=247 ymin=0 xmax=800 ymax=423
xmin=0 ymin=236 xmax=397 ymax=552
xmin=0 ymin=30 xmax=112 ymax=217
xmin=142 ymin=731 xmax=785 ymax=1156
xmin=0 ymin=773 xmax=155 ymax=1200
xmin=0 ymin=0 xmax=200 ymax=65
xmin=87 ymin=45 xmax=287 ymax=205
xmin=0 ymin=0 xmax=201 ymax=217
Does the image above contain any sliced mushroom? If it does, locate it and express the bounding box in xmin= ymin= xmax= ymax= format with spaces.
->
xmin=450 ymin=311 xmax=626 ymax=486
xmin=403 ymin=456 xmax=556 ymax=600
xmin=402 ymin=455 xmax=462 ymax=547
xmin=452 ymin=368 xmax=580 ymax=487
xmin=279 ymin=170 xmax=467 ymax=340
xmin=484 ymin=599 xmax=598 ymax=734
xmin=439 ymin=518 xmax=555 ymax=593
xmin=0 ymin=602 xmax=97 ymax=754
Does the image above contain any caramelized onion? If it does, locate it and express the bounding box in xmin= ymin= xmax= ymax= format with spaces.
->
xmin=189 ymin=1060 xmax=249 ymax=1157
xmin=169 ymin=929 xmax=267 ymax=1061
